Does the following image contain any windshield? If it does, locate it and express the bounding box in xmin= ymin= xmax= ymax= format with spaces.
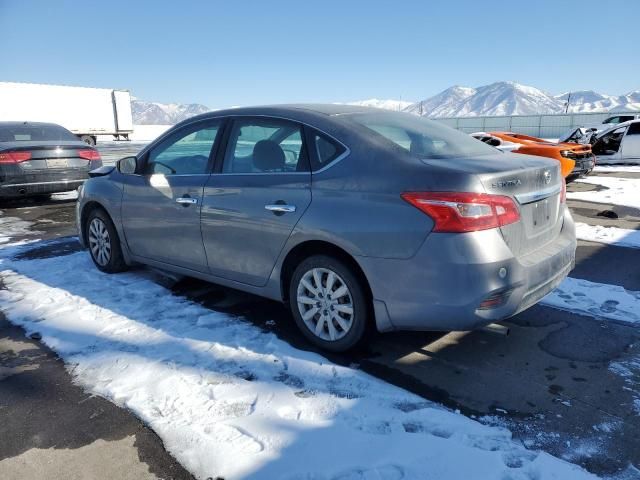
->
xmin=0 ymin=124 xmax=78 ymax=142
xmin=345 ymin=111 xmax=497 ymax=159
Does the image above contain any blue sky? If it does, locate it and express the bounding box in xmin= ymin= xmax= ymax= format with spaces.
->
xmin=2 ymin=0 xmax=638 ymax=107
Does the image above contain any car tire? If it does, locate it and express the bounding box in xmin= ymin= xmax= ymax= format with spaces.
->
xmin=80 ymin=135 xmax=96 ymax=146
xmin=289 ymin=255 xmax=369 ymax=352
xmin=85 ymin=208 xmax=128 ymax=274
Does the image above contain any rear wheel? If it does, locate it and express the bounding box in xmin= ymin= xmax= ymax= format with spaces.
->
xmin=289 ymin=255 xmax=369 ymax=352
xmin=86 ymin=209 xmax=128 ymax=273
xmin=80 ymin=135 xmax=96 ymax=146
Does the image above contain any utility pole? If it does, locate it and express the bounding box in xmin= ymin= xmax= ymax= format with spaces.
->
xmin=564 ymin=92 xmax=572 ymax=114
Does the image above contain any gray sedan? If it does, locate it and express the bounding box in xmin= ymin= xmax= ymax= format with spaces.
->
xmin=77 ymin=105 xmax=576 ymax=351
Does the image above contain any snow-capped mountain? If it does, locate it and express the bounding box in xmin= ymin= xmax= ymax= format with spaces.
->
xmin=407 ymin=82 xmax=640 ymax=118
xmin=346 ymin=98 xmax=413 ymax=111
xmin=131 ymin=82 xmax=640 ymax=125
xmin=404 ymin=86 xmax=476 ymax=117
xmin=555 ymin=90 xmax=640 ymax=113
xmin=132 ymin=99 xmax=211 ymax=125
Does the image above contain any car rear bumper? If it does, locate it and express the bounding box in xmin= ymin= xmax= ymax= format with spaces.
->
xmin=359 ymin=207 xmax=576 ymax=332
xmin=0 ymin=168 xmax=94 ymax=198
xmin=0 ymin=179 xmax=85 ymax=197
xmin=570 ymin=155 xmax=596 ymax=175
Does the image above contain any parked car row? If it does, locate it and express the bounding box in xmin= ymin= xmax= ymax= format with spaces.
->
xmin=471 ymin=131 xmax=595 ymax=180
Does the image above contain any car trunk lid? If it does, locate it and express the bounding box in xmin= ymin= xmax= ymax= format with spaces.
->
xmin=421 ymin=153 xmax=564 ymax=257
xmin=0 ymin=142 xmax=96 ymax=170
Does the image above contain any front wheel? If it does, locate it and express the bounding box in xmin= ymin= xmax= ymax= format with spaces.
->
xmin=289 ymin=255 xmax=369 ymax=352
xmin=86 ymin=209 xmax=128 ymax=273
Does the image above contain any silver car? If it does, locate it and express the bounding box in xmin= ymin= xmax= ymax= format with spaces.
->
xmin=591 ymin=119 xmax=640 ymax=164
xmin=77 ymin=105 xmax=576 ymax=351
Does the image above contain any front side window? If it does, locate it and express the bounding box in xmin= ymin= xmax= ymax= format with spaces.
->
xmin=146 ymin=122 xmax=220 ymax=175
xmin=593 ymin=126 xmax=628 ymax=155
xmin=223 ymin=119 xmax=309 ymax=173
xmin=346 ymin=111 xmax=497 ymax=159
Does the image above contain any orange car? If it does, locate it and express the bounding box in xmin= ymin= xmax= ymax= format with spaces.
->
xmin=486 ymin=132 xmax=595 ymax=179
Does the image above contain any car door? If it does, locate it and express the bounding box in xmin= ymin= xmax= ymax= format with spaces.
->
xmin=201 ymin=117 xmax=311 ymax=286
xmin=621 ymin=122 xmax=640 ymax=160
xmin=120 ymin=119 xmax=222 ymax=272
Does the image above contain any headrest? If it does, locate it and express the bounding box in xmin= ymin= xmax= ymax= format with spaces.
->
xmin=253 ymin=140 xmax=285 ymax=172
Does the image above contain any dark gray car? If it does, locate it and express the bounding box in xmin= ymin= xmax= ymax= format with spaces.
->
xmin=76 ymin=105 xmax=576 ymax=351
xmin=0 ymin=121 xmax=102 ymax=199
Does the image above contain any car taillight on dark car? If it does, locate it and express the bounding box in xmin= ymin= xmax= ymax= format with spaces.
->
xmin=0 ymin=151 xmax=32 ymax=164
xmin=401 ymin=192 xmax=521 ymax=233
xmin=78 ymin=149 xmax=101 ymax=161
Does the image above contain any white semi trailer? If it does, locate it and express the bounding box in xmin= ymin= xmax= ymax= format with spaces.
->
xmin=0 ymin=81 xmax=133 ymax=145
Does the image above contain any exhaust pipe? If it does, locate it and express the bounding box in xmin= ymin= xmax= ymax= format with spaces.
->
xmin=481 ymin=323 xmax=510 ymax=336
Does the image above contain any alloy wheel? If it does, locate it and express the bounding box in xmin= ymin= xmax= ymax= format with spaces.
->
xmin=296 ymin=267 xmax=354 ymax=341
xmin=88 ymin=217 xmax=112 ymax=267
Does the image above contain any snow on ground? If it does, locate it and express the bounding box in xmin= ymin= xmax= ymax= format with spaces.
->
xmin=0 ymin=211 xmax=39 ymax=244
xmin=51 ymin=190 xmax=79 ymax=201
xmin=568 ymin=176 xmax=640 ymax=209
xmin=542 ymin=277 xmax=640 ymax=326
xmin=594 ymin=165 xmax=640 ymax=173
xmin=609 ymin=358 xmax=640 ymax=416
xmin=575 ymin=222 xmax=640 ymax=249
xmin=0 ymin=242 xmax=594 ymax=480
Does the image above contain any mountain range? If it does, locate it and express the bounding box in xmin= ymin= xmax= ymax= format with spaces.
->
xmin=404 ymin=82 xmax=640 ymax=118
xmin=131 ymin=82 xmax=640 ymax=124
xmin=131 ymin=99 xmax=211 ymax=125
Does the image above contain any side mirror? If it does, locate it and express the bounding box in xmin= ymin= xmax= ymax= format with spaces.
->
xmin=117 ymin=156 xmax=138 ymax=174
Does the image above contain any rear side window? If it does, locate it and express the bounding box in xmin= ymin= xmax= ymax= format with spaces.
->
xmin=348 ymin=111 xmax=496 ymax=159
xmin=222 ymin=118 xmax=309 ymax=173
xmin=627 ymin=123 xmax=640 ymax=135
xmin=0 ymin=124 xmax=78 ymax=142
xmin=310 ymin=132 xmax=346 ymax=169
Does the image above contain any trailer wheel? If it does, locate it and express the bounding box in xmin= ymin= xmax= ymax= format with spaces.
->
xmin=80 ymin=135 xmax=96 ymax=146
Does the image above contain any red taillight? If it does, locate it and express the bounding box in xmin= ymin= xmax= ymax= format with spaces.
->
xmin=560 ymin=179 xmax=566 ymax=203
xmin=0 ymin=150 xmax=32 ymax=164
xmin=78 ymin=149 xmax=101 ymax=161
xmin=401 ymin=192 xmax=521 ymax=233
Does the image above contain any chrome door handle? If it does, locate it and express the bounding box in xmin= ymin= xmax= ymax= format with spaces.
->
xmin=265 ymin=204 xmax=296 ymax=213
xmin=176 ymin=197 xmax=198 ymax=205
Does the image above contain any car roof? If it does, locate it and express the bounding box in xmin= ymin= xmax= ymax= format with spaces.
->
xmin=0 ymin=121 xmax=65 ymax=128
xmin=596 ymin=118 xmax=640 ymax=137
xmin=214 ymin=104 xmax=381 ymax=116
xmin=176 ymin=104 xmax=387 ymax=127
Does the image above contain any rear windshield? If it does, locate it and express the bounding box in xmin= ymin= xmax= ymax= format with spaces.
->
xmin=0 ymin=124 xmax=78 ymax=142
xmin=346 ymin=111 xmax=497 ymax=159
